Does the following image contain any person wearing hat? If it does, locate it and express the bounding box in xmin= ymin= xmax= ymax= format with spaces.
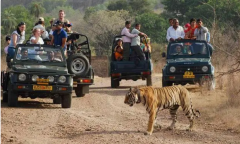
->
xmin=8 ymin=22 xmax=26 ymax=60
xmin=33 ymin=17 xmax=49 ymax=39
xmin=51 ymin=20 xmax=68 ymax=54
xmin=4 ymin=36 xmax=11 ymax=54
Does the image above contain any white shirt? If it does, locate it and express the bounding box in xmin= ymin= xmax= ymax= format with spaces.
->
xmin=166 ymin=26 xmax=185 ymax=41
xmin=30 ymin=36 xmax=44 ymax=44
xmin=121 ymin=27 xmax=137 ymax=43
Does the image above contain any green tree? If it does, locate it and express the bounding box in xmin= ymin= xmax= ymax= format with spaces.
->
xmin=1 ymin=10 xmax=17 ymax=34
xmin=42 ymin=0 xmax=67 ymax=13
xmin=135 ymin=12 xmax=169 ymax=43
xmin=107 ymin=0 xmax=152 ymax=16
xmin=29 ymin=1 xmax=45 ymax=19
xmin=85 ymin=10 xmax=133 ymax=56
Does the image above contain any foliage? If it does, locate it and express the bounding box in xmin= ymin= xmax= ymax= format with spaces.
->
xmin=135 ymin=12 xmax=169 ymax=43
xmin=1 ymin=10 xmax=17 ymax=34
xmin=107 ymin=0 xmax=153 ymax=16
xmin=1 ymin=5 xmax=35 ymax=39
xmin=29 ymin=1 xmax=45 ymax=19
xmin=85 ymin=10 xmax=133 ymax=56
xmin=161 ymin=0 xmax=240 ymax=27
xmin=42 ymin=0 xmax=67 ymax=13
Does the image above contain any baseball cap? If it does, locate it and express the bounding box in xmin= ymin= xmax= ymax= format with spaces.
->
xmin=39 ymin=17 xmax=44 ymax=21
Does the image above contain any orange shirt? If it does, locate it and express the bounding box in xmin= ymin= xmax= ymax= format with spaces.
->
xmin=115 ymin=52 xmax=123 ymax=61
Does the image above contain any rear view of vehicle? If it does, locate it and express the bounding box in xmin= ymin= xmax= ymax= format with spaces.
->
xmin=66 ymin=33 xmax=94 ymax=97
xmin=110 ymin=36 xmax=153 ymax=88
xmin=1 ymin=45 xmax=73 ymax=108
xmin=162 ymin=40 xmax=215 ymax=90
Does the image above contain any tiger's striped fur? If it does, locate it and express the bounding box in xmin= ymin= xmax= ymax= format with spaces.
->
xmin=124 ymin=85 xmax=200 ymax=135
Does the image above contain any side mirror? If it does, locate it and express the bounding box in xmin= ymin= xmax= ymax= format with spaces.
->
xmin=162 ymin=52 xmax=166 ymax=58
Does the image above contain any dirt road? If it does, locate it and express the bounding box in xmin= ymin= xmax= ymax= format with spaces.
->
xmin=1 ymin=75 xmax=240 ymax=144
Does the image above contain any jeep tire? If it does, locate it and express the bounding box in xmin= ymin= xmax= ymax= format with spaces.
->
xmin=75 ymin=85 xmax=85 ymax=97
xmin=67 ymin=54 xmax=89 ymax=77
xmin=162 ymin=79 xmax=173 ymax=87
xmin=8 ymin=83 xmax=18 ymax=107
xmin=61 ymin=94 xmax=72 ymax=108
xmin=2 ymin=91 xmax=8 ymax=103
xmin=146 ymin=75 xmax=152 ymax=86
xmin=53 ymin=96 xmax=62 ymax=104
xmin=111 ymin=77 xmax=119 ymax=88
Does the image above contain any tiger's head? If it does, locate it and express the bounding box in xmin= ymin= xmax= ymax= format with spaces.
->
xmin=124 ymin=87 xmax=141 ymax=107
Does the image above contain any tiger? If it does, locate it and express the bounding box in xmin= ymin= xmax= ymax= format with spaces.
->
xmin=124 ymin=85 xmax=200 ymax=135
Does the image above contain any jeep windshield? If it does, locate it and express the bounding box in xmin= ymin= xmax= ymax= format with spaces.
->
xmin=167 ymin=41 xmax=210 ymax=59
xmin=14 ymin=45 xmax=65 ymax=65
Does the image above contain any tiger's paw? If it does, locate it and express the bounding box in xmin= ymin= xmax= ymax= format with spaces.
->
xmin=154 ymin=124 xmax=162 ymax=129
xmin=144 ymin=131 xmax=152 ymax=136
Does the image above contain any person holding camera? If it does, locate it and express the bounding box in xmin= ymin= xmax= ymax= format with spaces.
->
xmin=53 ymin=10 xmax=69 ymax=25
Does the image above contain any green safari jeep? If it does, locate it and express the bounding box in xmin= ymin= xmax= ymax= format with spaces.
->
xmin=162 ymin=40 xmax=215 ymax=90
xmin=1 ymin=44 xmax=73 ymax=108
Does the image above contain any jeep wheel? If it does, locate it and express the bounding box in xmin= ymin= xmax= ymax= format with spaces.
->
xmin=2 ymin=91 xmax=8 ymax=103
xmin=8 ymin=83 xmax=18 ymax=107
xmin=67 ymin=54 xmax=90 ymax=77
xmin=53 ymin=96 xmax=61 ymax=104
xmin=146 ymin=75 xmax=152 ymax=86
xmin=162 ymin=79 xmax=173 ymax=87
xmin=75 ymin=85 xmax=85 ymax=97
xmin=61 ymin=94 xmax=72 ymax=108
xmin=111 ymin=77 xmax=119 ymax=88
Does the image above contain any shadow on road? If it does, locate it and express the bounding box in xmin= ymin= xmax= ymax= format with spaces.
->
xmin=55 ymin=130 xmax=141 ymax=139
xmin=1 ymin=100 xmax=61 ymax=109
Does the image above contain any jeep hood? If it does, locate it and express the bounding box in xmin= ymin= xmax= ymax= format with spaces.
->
xmin=167 ymin=58 xmax=210 ymax=64
xmin=12 ymin=65 xmax=68 ymax=74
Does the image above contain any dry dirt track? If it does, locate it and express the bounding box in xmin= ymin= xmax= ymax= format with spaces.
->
xmin=1 ymin=74 xmax=240 ymax=144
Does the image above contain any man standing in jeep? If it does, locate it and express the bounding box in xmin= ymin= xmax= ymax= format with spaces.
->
xmin=50 ymin=21 xmax=67 ymax=53
xmin=131 ymin=24 xmax=148 ymax=60
xmin=121 ymin=21 xmax=138 ymax=61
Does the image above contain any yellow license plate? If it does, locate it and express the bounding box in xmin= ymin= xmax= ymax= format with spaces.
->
xmin=183 ymin=71 xmax=195 ymax=78
xmin=37 ymin=79 xmax=49 ymax=83
xmin=33 ymin=85 xmax=52 ymax=90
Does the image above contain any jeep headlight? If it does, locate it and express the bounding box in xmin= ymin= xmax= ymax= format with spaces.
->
xmin=19 ymin=74 xmax=27 ymax=81
xmin=58 ymin=76 xmax=66 ymax=83
xmin=48 ymin=76 xmax=54 ymax=82
xmin=169 ymin=66 xmax=176 ymax=73
xmin=202 ymin=66 xmax=208 ymax=72
xmin=32 ymin=75 xmax=39 ymax=82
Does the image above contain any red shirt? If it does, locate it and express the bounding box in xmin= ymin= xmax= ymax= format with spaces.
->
xmin=186 ymin=26 xmax=197 ymax=38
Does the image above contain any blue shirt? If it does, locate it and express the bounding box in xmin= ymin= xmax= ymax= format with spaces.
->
xmin=53 ymin=28 xmax=67 ymax=49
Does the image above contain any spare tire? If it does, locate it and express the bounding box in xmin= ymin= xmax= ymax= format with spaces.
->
xmin=67 ymin=53 xmax=90 ymax=77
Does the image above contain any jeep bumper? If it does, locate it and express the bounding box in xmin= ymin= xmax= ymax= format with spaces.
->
xmin=11 ymin=83 xmax=73 ymax=93
xmin=163 ymin=74 xmax=214 ymax=82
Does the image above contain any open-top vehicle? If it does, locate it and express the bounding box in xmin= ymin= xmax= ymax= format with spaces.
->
xmin=1 ymin=44 xmax=73 ymax=108
xmin=66 ymin=33 xmax=94 ymax=97
xmin=110 ymin=35 xmax=153 ymax=88
xmin=162 ymin=39 xmax=215 ymax=90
